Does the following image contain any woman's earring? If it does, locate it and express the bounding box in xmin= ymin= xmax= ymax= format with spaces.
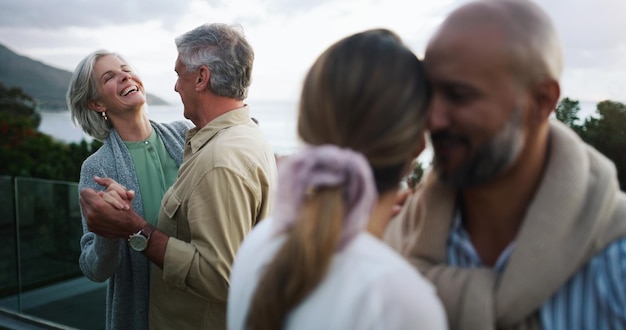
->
xmin=101 ymin=111 xmax=108 ymax=121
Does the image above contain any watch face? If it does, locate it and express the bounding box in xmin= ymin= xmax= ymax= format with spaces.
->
xmin=129 ymin=234 xmax=148 ymax=252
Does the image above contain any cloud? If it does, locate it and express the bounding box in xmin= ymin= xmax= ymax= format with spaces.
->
xmin=425 ymin=0 xmax=626 ymax=102
xmin=537 ymin=0 xmax=626 ymax=79
xmin=537 ymin=0 xmax=626 ymax=101
xmin=0 ymin=0 xmax=190 ymax=29
xmin=541 ymin=0 xmax=626 ymax=49
xmin=258 ymin=0 xmax=339 ymax=15
xmin=0 ymin=0 xmax=624 ymax=104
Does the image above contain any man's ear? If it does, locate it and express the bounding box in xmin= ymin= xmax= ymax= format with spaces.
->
xmin=196 ymin=65 xmax=210 ymax=91
xmin=531 ymin=78 xmax=560 ymax=123
xmin=87 ymin=99 xmax=105 ymax=113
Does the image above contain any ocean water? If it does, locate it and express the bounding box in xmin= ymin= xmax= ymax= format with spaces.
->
xmin=38 ymin=101 xmax=301 ymax=156
xmin=38 ymin=100 xmax=599 ymax=162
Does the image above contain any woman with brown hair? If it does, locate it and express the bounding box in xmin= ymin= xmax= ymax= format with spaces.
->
xmin=227 ymin=29 xmax=447 ymax=330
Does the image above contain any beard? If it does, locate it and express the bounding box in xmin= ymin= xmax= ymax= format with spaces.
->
xmin=431 ymin=106 xmax=524 ymax=188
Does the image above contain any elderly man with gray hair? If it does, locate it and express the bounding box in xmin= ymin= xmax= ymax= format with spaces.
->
xmin=385 ymin=0 xmax=626 ymax=329
xmin=79 ymin=23 xmax=278 ymax=329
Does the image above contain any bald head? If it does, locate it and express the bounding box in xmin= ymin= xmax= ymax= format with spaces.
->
xmin=427 ymin=0 xmax=562 ymax=86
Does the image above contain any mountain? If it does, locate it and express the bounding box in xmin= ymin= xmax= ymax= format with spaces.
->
xmin=0 ymin=43 xmax=168 ymax=109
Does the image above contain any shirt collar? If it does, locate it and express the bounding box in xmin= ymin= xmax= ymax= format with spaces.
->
xmin=450 ymin=207 xmax=516 ymax=272
xmin=185 ymin=105 xmax=251 ymax=154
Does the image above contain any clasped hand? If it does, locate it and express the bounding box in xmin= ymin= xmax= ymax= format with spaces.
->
xmin=80 ymin=176 xmax=143 ymax=239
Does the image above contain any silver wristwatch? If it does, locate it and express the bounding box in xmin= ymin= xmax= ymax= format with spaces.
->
xmin=128 ymin=223 xmax=155 ymax=252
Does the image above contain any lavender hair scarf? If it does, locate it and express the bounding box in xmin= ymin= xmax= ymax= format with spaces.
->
xmin=272 ymin=145 xmax=378 ymax=249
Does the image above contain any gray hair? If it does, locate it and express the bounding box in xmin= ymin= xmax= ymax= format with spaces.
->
xmin=175 ymin=23 xmax=254 ymax=100
xmin=66 ymin=50 xmax=120 ymax=141
xmin=443 ymin=0 xmax=562 ymax=85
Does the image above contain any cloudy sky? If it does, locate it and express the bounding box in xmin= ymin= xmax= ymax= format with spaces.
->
xmin=1 ymin=0 xmax=625 ymax=107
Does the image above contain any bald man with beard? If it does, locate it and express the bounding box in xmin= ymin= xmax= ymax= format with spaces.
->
xmin=384 ymin=1 xmax=626 ymax=329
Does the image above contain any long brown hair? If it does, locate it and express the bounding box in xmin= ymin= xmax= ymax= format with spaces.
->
xmin=245 ymin=28 xmax=430 ymax=329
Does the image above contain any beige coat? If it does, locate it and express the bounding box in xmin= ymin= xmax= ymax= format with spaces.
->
xmin=384 ymin=120 xmax=626 ymax=330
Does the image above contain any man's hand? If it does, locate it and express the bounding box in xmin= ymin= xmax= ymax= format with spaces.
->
xmin=391 ymin=188 xmax=413 ymax=218
xmin=80 ymin=177 xmax=144 ymax=239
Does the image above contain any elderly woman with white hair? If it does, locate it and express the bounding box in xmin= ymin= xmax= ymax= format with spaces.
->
xmin=67 ymin=50 xmax=191 ymax=330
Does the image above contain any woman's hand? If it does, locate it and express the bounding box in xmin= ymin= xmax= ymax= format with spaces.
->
xmin=93 ymin=176 xmax=136 ymax=210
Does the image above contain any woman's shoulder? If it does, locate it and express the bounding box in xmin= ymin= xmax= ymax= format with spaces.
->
xmin=151 ymin=120 xmax=193 ymax=148
xmin=350 ymin=234 xmax=417 ymax=270
xmin=341 ymin=234 xmax=440 ymax=298
xmin=345 ymin=235 xmax=447 ymax=328
xmin=80 ymin=142 xmax=111 ymax=169
xmin=153 ymin=120 xmax=193 ymax=133
xmin=79 ymin=143 xmax=115 ymax=187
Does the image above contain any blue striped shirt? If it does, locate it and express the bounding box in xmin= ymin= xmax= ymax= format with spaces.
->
xmin=447 ymin=211 xmax=626 ymax=329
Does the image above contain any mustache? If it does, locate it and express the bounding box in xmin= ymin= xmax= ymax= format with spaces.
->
xmin=430 ymin=130 xmax=470 ymax=146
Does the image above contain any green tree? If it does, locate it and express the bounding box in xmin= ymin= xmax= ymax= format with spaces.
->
xmin=556 ymin=98 xmax=626 ymax=191
xmin=555 ymin=97 xmax=582 ymax=134
xmin=578 ymin=100 xmax=626 ymax=190
xmin=0 ymin=83 xmax=40 ymax=128
xmin=0 ymin=84 xmax=101 ymax=181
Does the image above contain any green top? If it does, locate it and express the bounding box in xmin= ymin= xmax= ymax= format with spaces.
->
xmin=124 ymin=130 xmax=179 ymax=226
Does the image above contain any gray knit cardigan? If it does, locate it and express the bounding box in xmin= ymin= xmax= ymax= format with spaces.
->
xmin=78 ymin=120 xmax=191 ymax=330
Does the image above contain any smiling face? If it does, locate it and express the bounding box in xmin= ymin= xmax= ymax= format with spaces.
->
xmin=425 ymin=23 xmax=531 ymax=188
xmin=174 ymin=55 xmax=200 ymax=124
xmin=89 ymin=54 xmax=146 ymax=116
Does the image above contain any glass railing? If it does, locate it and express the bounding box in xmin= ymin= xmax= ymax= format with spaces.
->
xmin=0 ymin=176 xmax=105 ymax=329
xmin=0 ymin=175 xmax=17 ymax=312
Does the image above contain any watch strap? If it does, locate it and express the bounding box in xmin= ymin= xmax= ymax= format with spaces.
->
xmin=141 ymin=223 xmax=156 ymax=239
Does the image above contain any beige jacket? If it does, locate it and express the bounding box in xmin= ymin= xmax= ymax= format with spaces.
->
xmin=149 ymin=106 xmax=278 ymax=330
xmin=384 ymin=120 xmax=626 ymax=329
